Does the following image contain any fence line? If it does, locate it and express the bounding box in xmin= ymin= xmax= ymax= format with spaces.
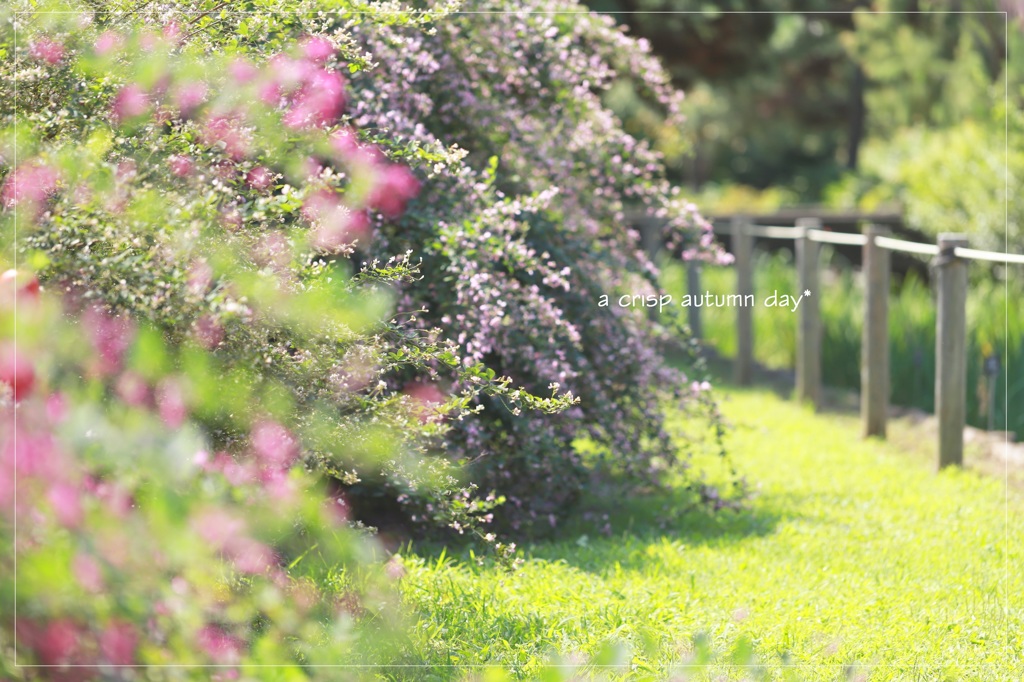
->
xmin=687 ymin=216 xmax=1022 ymax=470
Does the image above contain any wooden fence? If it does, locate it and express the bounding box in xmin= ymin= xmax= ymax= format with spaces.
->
xmin=685 ymin=216 xmax=1024 ymax=470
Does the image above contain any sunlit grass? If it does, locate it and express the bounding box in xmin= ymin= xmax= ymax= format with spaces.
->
xmin=398 ymin=387 xmax=1024 ymax=680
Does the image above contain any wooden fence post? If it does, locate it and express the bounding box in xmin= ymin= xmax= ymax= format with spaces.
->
xmin=640 ymin=218 xmax=661 ymax=321
xmin=733 ymin=215 xmax=754 ymax=385
xmin=795 ymin=217 xmax=821 ymax=407
xmin=686 ymin=261 xmax=702 ymax=341
xmin=936 ymin=233 xmax=969 ymax=469
xmin=862 ymin=224 xmax=890 ymax=438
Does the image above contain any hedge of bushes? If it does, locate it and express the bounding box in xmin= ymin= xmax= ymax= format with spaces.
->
xmin=1 ymin=0 xmax=722 ymax=672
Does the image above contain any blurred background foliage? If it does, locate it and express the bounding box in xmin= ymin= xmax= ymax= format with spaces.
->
xmin=590 ymin=0 xmax=1021 ymax=250
xmin=596 ymin=0 xmax=1023 ymax=441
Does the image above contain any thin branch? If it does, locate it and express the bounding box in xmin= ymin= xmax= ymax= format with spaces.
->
xmin=187 ymin=0 xmax=231 ymax=27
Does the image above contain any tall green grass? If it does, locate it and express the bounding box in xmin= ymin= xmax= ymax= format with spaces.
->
xmin=662 ymin=250 xmax=1024 ymax=438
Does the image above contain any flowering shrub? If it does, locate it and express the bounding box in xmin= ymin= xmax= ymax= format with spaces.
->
xmin=345 ymin=0 xmax=730 ymax=527
xmin=0 ymin=2 xmax=575 ymax=673
xmin=1 ymin=0 xmax=733 ymax=672
xmin=3 ymin=0 xmax=729 ymax=637
xmin=2 ymin=283 xmax=411 ymax=675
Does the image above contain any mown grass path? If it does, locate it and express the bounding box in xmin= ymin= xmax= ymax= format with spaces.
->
xmin=400 ymin=387 xmax=1024 ymax=680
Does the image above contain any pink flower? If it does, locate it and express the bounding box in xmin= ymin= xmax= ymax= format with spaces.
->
xmin=301 ymin=156 xmax=324 ymax=180
xmin=0 ymin=448 xmax=13 ymax=513
xmin=193 ymin=314 xmax=224 ymax=350
xmin=115 ymin=371 xmax=150 ymax=407
xmin=0 ymin=344 xmax=35 ymax=402
xmin=48 ymin=482 xmax=83 ymax=528
xmin=282 ymin=70 xmax=346 ymax=129
xmin=203 ymin=115 xmax=249 ymax=160
xmin=8 ymin=431 xmax=58 ymax=479
xmin=174 ymin=81 xmax=208 ymax=117
xmin=258 ymin=80 xmax=282 ymax=106
xmin=329 ymin=128 xmax=360 ymax=158
xmin=252 ymin=232 xmax=291 ymax=271
xmin=116 ymin=159 xmax=137 ymax=181
xmin=217 ymin=210 xmax=240 ymax=231
xmin=138 ymin=31 xmax=160 ymax=52
xmin=35 ymin=619 xmax=81 ymax=665
xmin=162 ymin=21 xmax=182 ymax=44
xmin=300 ymin=35 xmax=335 ymax=63
xmin=323 ymin=495 xmax=349 ymax=525
xmin=230 ymin=537 xmax=275 ymax=574
xmin=268 ymin=53 xmax=315 ymax=87
xmin=193 ymin=450 xmax=211 ymax=469
xmin=367 ymin=164 xmax=420 ymax=218
xmin=112 ymin=84 xmax=149 ymax=123
xmin=100 ymin=621 xmax=138 ymax=665
xmin=168 ymin=154 xmax=193 ymax=177
xmin=94 ymin=31 xmax=123 ymax=56
xmin=403 ymin=382 xmax=446 ymax=423
xmin=1 ymin=162 xmax=60 ymax=210
xmin=72 ymin=552 xmax=104 ymax=592
xmin=250 ymin=421 xmax=298 ymax=468
xmin=301 ymin=189 xmax=331 ymax=221
xmin=196 ymin=625 xmax=244 ymax=664
xmin=187 ymin=260 xmax=214 ymax=295
xmin=156 ymin=378 xmax=187 ymax=428
xmin=260 ymin=466 xmax=295 ymax=501
xmin=384 ymin=556 xmax=406 ymax=580
xmin=245 ymin=166 xmax=274 ymax=190
xmin=220 ymin=457 xmax=257 ymax=486
xmin=84 ymin=307 xmax=136 ymax=375
xmin=311 ymin=208 xmax=370 ymax=253
xmin=1 ymin=269 xmax=41 ymax=304
xmin=91 ymin=479 xmax=134 ymax=516
xmin=29 ymin=38 xmax=64 ymax=65
xmin=228 ymin=59 xmax=258 ymax=83
xmin=195 ymin=509 xmax=246 ymax=547
xmin=45 ymin=392 xmax=67 ymax=423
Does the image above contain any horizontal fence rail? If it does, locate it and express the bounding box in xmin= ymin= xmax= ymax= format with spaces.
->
xmin=808 ymin=230 xmax=869 ymax=246
xmin=875 ymin=236 xmax=940 ymax=256
xmin=686 ymin=216 xmax=1022 ymax=470
xmin=954 ymin=247 xmax=1024 ymax=265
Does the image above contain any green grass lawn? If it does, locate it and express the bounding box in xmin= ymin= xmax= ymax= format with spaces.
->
xmin=395 ymin=387 xmax=1024 ymax=681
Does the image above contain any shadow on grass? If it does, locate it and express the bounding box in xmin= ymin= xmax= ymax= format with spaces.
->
xmin=515 ymin=480 xmax=802 ymax=572
xmin=410 ymin=480 xmax=803 ymax=578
